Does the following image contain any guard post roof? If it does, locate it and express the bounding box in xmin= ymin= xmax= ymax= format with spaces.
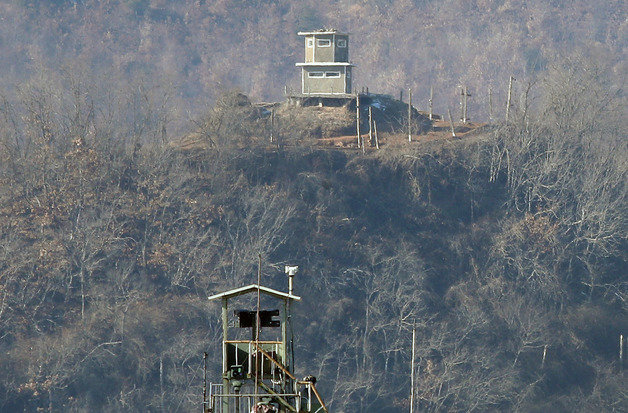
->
xmin=297 ymin=29 xmax=349 ymax=36
xmin=207 ymin=284 xmax=301 ymax=302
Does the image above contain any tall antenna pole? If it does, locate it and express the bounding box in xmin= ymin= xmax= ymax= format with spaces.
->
xmin=410 ymin=325 xmax=416 ymax=413
xmin=285 ymin=265 xmax=299 ymax=390
xmin=356 ymin=94 xmax=361 ymax=148
xmin=255 ymin=254 xmax=262 ymax=404
xmin=429 ymin=85 xmax=433 ymax=121
xmin=506 ymin=76 xmax=514 ymax=122
xmin=408 ymin=89 xmax=412 ymax=142
xmin=203 ymin=352 xmax=208 ymax=413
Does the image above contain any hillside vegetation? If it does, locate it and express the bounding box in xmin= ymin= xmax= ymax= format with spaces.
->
xmin=0 ymin=54 xmax=626 ymax=411
xmin=0 ymin=0 xmax=625 ymax=125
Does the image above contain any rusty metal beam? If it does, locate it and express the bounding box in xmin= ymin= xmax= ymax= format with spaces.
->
xmin=252 ymin=343 xmax=328 ymax=413
xmin=257 ymin=381 xmax=297 ymax=412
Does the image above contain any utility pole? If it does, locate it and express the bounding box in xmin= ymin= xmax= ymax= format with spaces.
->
xmin=203 ymin=352 xmax=208 ymax=413
xmin=285 ymin=265 xmax=298 ymax=380
xmin=460 ymin=86 xmax=465 ymax=122
xmin=356 ymin=94 xmax=361 ymax=148
xmin=488 ymin=87 xmax=493 ymax=123
xmin=462 ymin=86 xmax=470 ymax=124
xmin=620 ymin=334 xmax=624 ymax=372
xmin=368 ymin=106 xmax=373 ymax=148
xmin=410 ymin=326 xmax=416 ymax=413
xmin=506 ymin=76 xmax=515 ymax=122
xmin=448 ymin=108 xmax=456 ymax=138
xmin=429 ymin=85 xmax=433 ymax=121
xmin=408 ymin=89 xmax=412 ymax=142
xmin=159 ymin=357 xmax=164 ymax=411
xmin=270 ymin=108 xmax=275 ymax=143
xmin=459 ymin=86 xmax=471 ymax=123
xmin=254 ymin=254 xmax=262 ymax=405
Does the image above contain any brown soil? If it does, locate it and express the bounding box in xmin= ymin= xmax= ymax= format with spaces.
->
xmin=172 ymin=93 xmax=487 ymax=152
xmin=317 ymin=121 xmax=488 ymax=149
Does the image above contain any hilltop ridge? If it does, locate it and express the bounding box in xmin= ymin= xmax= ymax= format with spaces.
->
xmin=175 ymin=91 xmax=487 ymax=152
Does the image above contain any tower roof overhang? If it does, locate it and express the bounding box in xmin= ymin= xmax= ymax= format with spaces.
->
xmin=296 ymin=62 xmax=354 ymax=67
xmin=207 ymin=284 xmax=301 ymax=302
xmin=298 ymin=30 xmax=349 ymax=36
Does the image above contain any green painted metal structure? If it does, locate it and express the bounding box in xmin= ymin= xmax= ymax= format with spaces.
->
xmin=297 ymin=30 xmax=354 ymax=96
xmin=204 ymin=283 xmax=327 ymax=413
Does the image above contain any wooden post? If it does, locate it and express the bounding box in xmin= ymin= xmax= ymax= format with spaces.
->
xmin=620 ymin=334 xmax=624 ymax=371
xmin=374 ymin=120 xmax=379 ymax=149
xmin=408 ymin=89 xmax=412 ymax=142
xmin=488 ymin=87 xmax=493 ymax=123
xmin=460 ymin=86 xmax=465 ymax=122
xmin=506 ymin=76 xmax=514 ymax=122
xmin=410 ymin=326 xmax=416 ymax=413
xmin=400 ymin=89 xmax=403 ymax=102
xmin=270 ymin=108 xmax=275 ymax=143
xmin=356 ymin=95 xmax=361 ymax=148
xmin=159 ymin=357 xmax=164 ymax=409
xmin=541 ymin=345 xmax=547 ymax=369
xmin=429 ymin=85 xmax=433 ymax=121
xmin=80 ymin=272 xmax=85 ymax=322
xmin=368 ymin=106 xmax=373 ymax=147
xmin=463 ymin=86 xmax=469 ymax=124
xmin=448 ymin=108 xmax=456 ymax=138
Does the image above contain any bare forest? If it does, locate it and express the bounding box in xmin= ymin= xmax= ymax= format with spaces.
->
xmin=0 ymin=0 xmax=626 ymax=412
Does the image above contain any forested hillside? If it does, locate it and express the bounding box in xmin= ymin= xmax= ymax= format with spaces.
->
xmin=0 ymin=54 xmax=626 ymax=411
xmin=0 ymin=0 xmax=626 ymax=412
xmin=0 ymin=0 xmax=625 ymax=124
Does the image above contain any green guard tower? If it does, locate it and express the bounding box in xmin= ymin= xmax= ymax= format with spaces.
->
xmin=296 ymin=29 xmax=353 ymax=96
xmin=287 ymin=29 xmax=357 ymax=107
xmin=203 ymin=267 xmax=327 ymax=413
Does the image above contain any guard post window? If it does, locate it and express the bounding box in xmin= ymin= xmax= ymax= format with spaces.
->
xmin=307 ymin=38 xmax=314 ymax=47
xmin=325 ymin=72 xmax=341 ymax=78
xmin=337 ymin=39 xmax=347 ymax=48
xmin=317 ymin=39 xmax=331 ymax=47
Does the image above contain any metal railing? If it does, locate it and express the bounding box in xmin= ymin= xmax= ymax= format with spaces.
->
xmin=205 ymin=340 xmax=327 ymax=413
xmin=206 ymin=382 xmax=325 ymax=413
xmin=224 ymin=340 xmax=284 ymax=384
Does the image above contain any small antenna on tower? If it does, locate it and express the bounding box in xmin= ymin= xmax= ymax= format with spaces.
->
xmin=255 ymin=254 xmax=262 ymax=403
xmin=285 ymin=265 xmax=299 ymax=295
